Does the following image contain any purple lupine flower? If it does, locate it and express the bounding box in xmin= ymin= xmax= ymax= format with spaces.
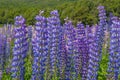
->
xmin=58 ymin=25 xmax=67 ymax=79
xmin=86 ymin=26 xmax=96 ymax=80
xmin=11 ymin=27 xmax=22 ymax=79
xmin=19 ymin=26 xmax=28 ymax=80
xmin=87 ymin=25 xmax=98 ymax=47
xmin=31 ymin=34 xmax=39 ymax=80
xmin=37 ymin=12 xmax=47 ymax=80
xmin=76 ymin=22 xmax=89 ymax=80
xmin=49 ymin=10 xmax=65 ymax=78
xmin=87 ymin=6 xmax=107 ymax=80
xmin=87 ymin=39 xmax=99 ymax=80
xmin=64 ymin=18 xmax=75 ymax=80
xmin=41 ymin=17 xmax=48 ymax=78
xmin=46 ymin=17 xmax=52 ymax=79
xmin=97 ymin=5 xmax=107 ymax=39
xmin=15 ymin=16 xmax=28 ymax=80
xmin=47 ymin=10 xmax=60 ymax=78
xmin=31 ymin=11 xmax=47 ymax=80
xmin=107 ymin=17 xmax=120 ymax=80
xmin=97 ymin=6 xmax=107 ymax=25
xmin=31 ymin=17 xmax=42 ymax=80
xmin=14 ymin=15 xmax=25 ymax=26
xmin=11 ymin=15 xmax=28 ymax=80
xmin=73 ymin=27 xmax=81 ymax=78
xmin=75 ymin=22 xmax=83 ymax=76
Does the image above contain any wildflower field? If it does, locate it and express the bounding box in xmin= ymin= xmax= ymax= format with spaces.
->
xmin=0 ymin=5 xmax=120 ymax=80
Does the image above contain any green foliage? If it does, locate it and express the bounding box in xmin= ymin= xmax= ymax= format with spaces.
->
xmin=0 ymin=0 xmax=77 ymax=25
xmin=98 ymin=48 xmax=109 ymax=80
xmin=0 ymin=0 xmax=120 ymax=25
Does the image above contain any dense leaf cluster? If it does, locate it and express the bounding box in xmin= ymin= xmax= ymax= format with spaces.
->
xmin=0 ymin=0 xmax=120 ymax=25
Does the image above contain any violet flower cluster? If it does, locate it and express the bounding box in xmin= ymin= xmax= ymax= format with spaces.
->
xmin=47 ymin=10 xmax=60 ymax=77
xmin=11 ymin=15 xmax=28 ymax=80
xmin=11 ymin=27 xmax=23 ymax=79
xmin=87 ymin=6 xmax=107 ymax=80
xmin=58 ymin=26 xmax=67 ymax=79
xmin=77 ymin=23 xmax=89 ymax=80
xmin=64 ymin=18 xmax=75 ymax=80
xmin=107 ymin=17 xmax=120 ymax=80
xmin=31 ymin=11 xmax=48 ymax=80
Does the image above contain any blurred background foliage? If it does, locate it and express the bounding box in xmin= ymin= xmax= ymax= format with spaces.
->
xmin=0 ymin=0 xmax=120 ymax=25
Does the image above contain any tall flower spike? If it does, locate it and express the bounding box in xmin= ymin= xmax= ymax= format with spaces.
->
xmin=87 ymin=6 xmax=107 ymax=80
xmin=58 ymin=26 xmax=67 ymax=79
xmin=31 ymin=33 xmax=39 ymax=80
xmin=41 ymin=17 xmax=49 ymax=79
xmin=11 ymin=15 xmax=28 ymax=80
xmin=50 ymin=10 xmax=65 ymax=78
xmin=19 ymin=25 xmax=28 ymax=80
xmin=31 ymin=11 xmax=45 ymax=80
xmin=46 ymin=17 xmax=52 ymax=79
xmin=48 ymin=10 xmax=60 ymax=78
xmin=64 ymin=18 xmax=75 ymax=80
xmin=76 ymin=22 xmax=89 ymax=80
xmin=38 ymin=13 xmax=47 ymax=80
xmin=107 ymin=17 xmax=119 ymax=80
xmin=31 ymin=11 xmax=48 ymax=80
xmin=72 ymin=27 xmax=81 ymax=78
xmin=11 ymin=27 xmax=23 ymax=79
